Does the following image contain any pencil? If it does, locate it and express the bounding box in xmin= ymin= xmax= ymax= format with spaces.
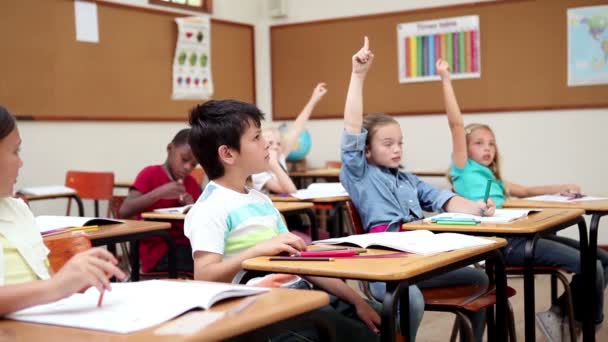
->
xmin=269 ymin=257 xmax=334 ymax=261
xmin=482 ymin=180 xmax=492 ymax=216
xmin=97 ymin=290 xmax=104 ymax=307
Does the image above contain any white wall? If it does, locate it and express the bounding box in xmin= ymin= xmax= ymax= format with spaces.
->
xmin=15 ymin=0 xmax=608 ymax=242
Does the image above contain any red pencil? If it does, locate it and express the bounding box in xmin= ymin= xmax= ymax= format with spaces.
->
xmin=97 ymin=290 xmax=104 ymax=307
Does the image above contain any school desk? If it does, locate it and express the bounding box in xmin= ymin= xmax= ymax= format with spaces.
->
xmin=240 ymin=238 xmax=508 ymax=342
xmin=141 ymin=202 xmax=319 ymax=240
xmin=0 ymin=287 xmax=332 ymax=342
xmin=272 ymin=195 xmax=351 ymax=238
xmin=403 ymin=208 xmax=587 ymax=342
xmin=44 ymin=220 xmax=176 ymax=281
xmin=113 ymin=180 xmax=133 ymax=189
xmin=504 ymin=199 xmax=608 ymax=342
xmin=17 ymin=192 xmax=84 ymax=216
xmin=288 ymin=168 xmax=445 ymax=188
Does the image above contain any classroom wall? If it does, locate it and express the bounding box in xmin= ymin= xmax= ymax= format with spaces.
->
xmin=13 ymin=0 xmax=608 ymax=242
xmin=256 ymin=0 xmax=608 ymax=242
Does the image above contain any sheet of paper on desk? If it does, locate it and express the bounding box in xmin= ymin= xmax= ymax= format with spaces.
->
xmin=425 ymin=209 xmax=540 ymax=224
xmin=314 ymin=230 xmax=495 ymax=255
xmin=17 ymin=185 xmax=76 ymax=196
xmin=525 ymin=195 xmax=608 ymax=202
xmin=154 ymin=204 xmax=193 ymax=214
xmin=8 ymin=280 xmax=268 ymax=334
xmin=291 ymin=182 xmax=348 ymax=199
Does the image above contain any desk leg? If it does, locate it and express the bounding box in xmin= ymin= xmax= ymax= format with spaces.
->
xmin=523 ymin=236 xmax=539 ymax=342
xmin=304 ymin=208 xmax=318 ymax=241
xmin=160 ymin=231 xmax=178 ymax=279
xmin=71 ymin=195 xmax=84 ymax=217
xmin=130 ymin=240 xmax=140 ymax=282
xmin=484 ymin=250 xmax=507 ymax=342
xmin=584 ymin=214 xmax=603 ymax=342
xmin=382 ymin=281 xmax=406 ymax=342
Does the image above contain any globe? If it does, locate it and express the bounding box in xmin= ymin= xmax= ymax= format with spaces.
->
xmin=286 ymin=129 xmax=312 ymax=161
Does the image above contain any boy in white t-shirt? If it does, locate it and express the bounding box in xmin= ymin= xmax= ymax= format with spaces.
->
xmin=185 ymin=99 xmax=381 ymax=342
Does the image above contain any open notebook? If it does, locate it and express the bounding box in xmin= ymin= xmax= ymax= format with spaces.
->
xmin=153 ymin=204 xmax=193 ymax=214
xmin=313 ymin=230 xmax=495 ymax=255
xmin=291 ymin=182 xmax=348 ymax=200
xmin=425 ymin=209 xmax=540 ymax=224
xmin=35 ymin=215 xmax=123 ymax=234
xmin=8 ymin=280 xmax=269 ymax=334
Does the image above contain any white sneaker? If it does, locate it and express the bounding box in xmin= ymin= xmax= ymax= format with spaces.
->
xmin=536 ymin=310 xmax=563 ymax=342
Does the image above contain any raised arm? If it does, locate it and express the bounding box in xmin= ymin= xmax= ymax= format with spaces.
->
xmin=437 ymin=59 xmax=468 ymax=168
xmin=282 ymin=83 xmax=327 ymax=156
xmin=344 ymin=36 xmax=374 ymax=134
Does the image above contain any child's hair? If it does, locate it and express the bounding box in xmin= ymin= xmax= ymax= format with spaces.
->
xmin=170 ymin=128 xmax=191 ymax=146
xmin=362 ymin=113 xmax=398 ymax=146
xmin=0 ymin=106 xmax=16 ymax=140
xmin=188 ymin=99 xmax=265 ymax=180
xmin=446 ymin=123 xmax=503 ymax=186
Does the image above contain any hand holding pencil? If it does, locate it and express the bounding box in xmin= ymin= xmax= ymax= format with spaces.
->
xmin=49 ymin=248 xmax=126 ymax=303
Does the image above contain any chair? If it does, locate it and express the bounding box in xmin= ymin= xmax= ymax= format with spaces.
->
xmin=190 ymin=167 xmax=206 ymax=187
xmin=505 ymin=264 xmax=576 ymax=342
xmin=344 ymin=201 xmax=518 ymax=342
xmin=44 ymin=235 xmax=92 ymax=273
xmin=65 ymin=170 xmax=115 ymax=217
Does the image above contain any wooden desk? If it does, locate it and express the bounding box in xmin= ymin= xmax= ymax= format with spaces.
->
xmin=271 ymin=196 xmax=351 ymax=238
xmin=114 ymin=180 xmax=133 ymax=189
xmin=45 ymin=220 xmax=175 ymax=281
xmin=241 ymin=239 xmax=508 ymax=342
xmin=403 ymin=208 xmax=587 ymax=342
xmin=0 ymin=288 xmax=331 ymax=342
xmin=17 ymin=192 xmax=84 ymax=216
xmin=504 ymin=199 xmax=608 ymax=341
xmin=141 ymin=202 xmax=319 ymax=240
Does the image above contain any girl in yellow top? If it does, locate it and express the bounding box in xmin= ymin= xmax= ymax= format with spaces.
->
xmin=0 ymin=105 xmax=125 ymax=316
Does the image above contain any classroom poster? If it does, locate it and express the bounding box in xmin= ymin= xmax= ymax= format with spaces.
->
xmin=397 ymin=15 xmax=481 ymax=83
xmin=172 ymin=16 xmax=214 ymax=100
xmin=567 ymin=5 xmax=608 ymax=86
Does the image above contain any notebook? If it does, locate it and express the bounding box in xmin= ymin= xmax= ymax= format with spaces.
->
xmin=35 ymin=215 xmax=123 ymax=234
xmin=525 ymin=195 xmax=608 ymax=203
xmin=313 ymin=230 xmax=495 ymax=255
xmin=153 ymin=204 xmax=193 ymax=214
xmin=17 ymin=185 xmax=76 ymax=196
xmin=8 ymin=280 xmax=269 ymax=334
xmin=291 ymin=182 xmax=348 ymax=200
xmin=425 ymin=209 xmax=540 ymax=224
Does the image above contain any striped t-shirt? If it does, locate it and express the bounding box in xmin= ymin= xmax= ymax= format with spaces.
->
xmin=184 ymin=181 xmax=288 ymax=258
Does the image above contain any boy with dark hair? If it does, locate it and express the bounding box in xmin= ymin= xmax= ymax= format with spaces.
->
xmin=185 ymin=99 xmax=381 ymax=342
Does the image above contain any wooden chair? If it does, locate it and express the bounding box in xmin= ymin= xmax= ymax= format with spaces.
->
xmin=190 ymin=167 xmax=206 ymax=188
xmin=65 ymin=170 xmax=115 ymax=217
xmin=344 ymin=201 xmax=518 ymax=342
xmin=44 ymin=235 xmax=92 ymax=273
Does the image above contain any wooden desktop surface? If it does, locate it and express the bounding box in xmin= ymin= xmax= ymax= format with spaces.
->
xmin=288 ymin=168 xmax=445 ymax=178
xmin=242 ymin=238 xmax=506 ymax=281
xmin=114 ymin=181 xmax=133 ymax=189
xmin=141 ymin=202 xmax=315 ymax=221
xmin=43 ymin=220 xmax=171 ymax=241
xmin=503 ymin=198 xmax=608 ymax=212
xmin=0 ymin=287 xmax=330 ymax=342
xmin=403 ymin=208 xmax=584 ymax=234
xmin=17 ymin=192 xmax=78 ymax=201
xmin=270 ymin=195 xmax=351 ymax=203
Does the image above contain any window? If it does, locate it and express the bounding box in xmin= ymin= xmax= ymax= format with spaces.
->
xmin=149 ymin=0 xmax=213 ymax=13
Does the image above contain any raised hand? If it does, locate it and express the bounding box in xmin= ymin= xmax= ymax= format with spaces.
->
xmin=310 ymin=82 xmax=328 ymax=103
xmin=352 ymin=36 xmax=374 ymax=75
xmin=436 ymin=59 xmax=451 ymax=79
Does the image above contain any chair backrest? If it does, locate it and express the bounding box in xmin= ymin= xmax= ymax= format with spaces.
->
xmin=325 ymin=160 xmax=342 ymax=169
xmin=65 ymin=171 xmax=115 ymax=201
xmin=190 ymin=167 xmax=206 ymax=187
xmin=344 ymin=201 xmax=365 ymax=235
xmin=65 ymin=170 xmax=115 ymax=216
xmin=44 ymin=235 xmax=92 ymax=273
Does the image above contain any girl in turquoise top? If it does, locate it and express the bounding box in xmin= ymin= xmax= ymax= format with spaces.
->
xmin=437 ymin=59 xmax=608 ymax=341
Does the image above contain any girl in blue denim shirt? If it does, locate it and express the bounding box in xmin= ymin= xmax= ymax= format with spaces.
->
xmin=341 ymin=37 xmax=495 ymax=342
